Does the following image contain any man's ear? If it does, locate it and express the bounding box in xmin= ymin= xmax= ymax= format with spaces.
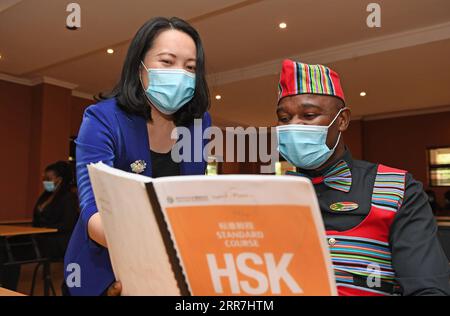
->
xmin=338 ymin=107 xmax=351 ymax=132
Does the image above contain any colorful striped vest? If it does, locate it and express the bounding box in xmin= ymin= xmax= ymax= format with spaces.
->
xmin=326 ymin=164 xmax=407 ymax=296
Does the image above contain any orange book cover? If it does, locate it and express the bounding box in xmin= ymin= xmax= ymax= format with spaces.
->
xmin=165 ymin=204 xmax=335 ymax=296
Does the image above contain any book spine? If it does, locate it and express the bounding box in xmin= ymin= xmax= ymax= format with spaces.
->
xmin=146 ymin=183 xmax=191 ymax=296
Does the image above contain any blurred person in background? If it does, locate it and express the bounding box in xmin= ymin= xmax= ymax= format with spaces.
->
xmin=32 ymin=161 xmax=79 ymax=259
xmin=0 ymin=161 xmax=78 ymax=291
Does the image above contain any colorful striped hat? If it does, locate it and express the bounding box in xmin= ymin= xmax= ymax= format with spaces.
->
xmin=278 ymin=59 xmax=345 ymax=104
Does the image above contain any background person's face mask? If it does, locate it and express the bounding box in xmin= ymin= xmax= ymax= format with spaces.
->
xmin=276 ymin=108 xmax=344 ymax=170
xmin=43 ymin=181 xmax=56 ymax=192
xmin=141 ymin=61 xmax=196 ymax=115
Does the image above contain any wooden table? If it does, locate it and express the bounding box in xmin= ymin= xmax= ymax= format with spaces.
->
xmin=0 ymin=225 xmax=57 ymax=237
xmin=0 ymin=225 xmax=58 ymax=296
xmin=0 ymin=287 xmax=25 ymax=296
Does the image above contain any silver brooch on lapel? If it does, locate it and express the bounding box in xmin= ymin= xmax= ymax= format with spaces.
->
xmin=130 ymin=160 xmax=147 ymax=174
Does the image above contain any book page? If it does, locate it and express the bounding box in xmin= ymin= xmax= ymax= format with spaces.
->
xmin=87 ymin=162 xmax=180 ymax=296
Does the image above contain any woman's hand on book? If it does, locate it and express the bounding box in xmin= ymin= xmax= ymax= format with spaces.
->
xmin=107 ymin=281 xmax=122 ymax=296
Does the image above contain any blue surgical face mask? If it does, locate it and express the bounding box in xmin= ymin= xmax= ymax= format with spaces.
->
xmin=276 ymin=108 xmax=344 ymax=170
xmin=43 ymin=181 xmax=56 ymax=192
xmin=141 ymin=61 xmax=196 ymax=115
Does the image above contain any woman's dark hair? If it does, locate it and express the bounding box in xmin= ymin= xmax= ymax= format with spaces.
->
xmin=34 ymin=161 xmax=78 ymax=220
xmin=100 ymin=17 xmax=210 ymax=126
xmin=45 ymin=161 xmax=74 ymax=196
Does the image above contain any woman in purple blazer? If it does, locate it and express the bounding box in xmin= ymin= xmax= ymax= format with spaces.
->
xmin=64 ymin=17 xmax=211 ymax=296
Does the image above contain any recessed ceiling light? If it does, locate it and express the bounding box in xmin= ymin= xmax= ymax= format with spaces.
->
xmin=360 ymin=91 xmax=367 ymax=97
xmin=215 ymin=95 xmax=222 ymax=100
xmin=107 ymin=48 xmax=114 ymax=54
xmin=279 ymin=22 xmax=287 ymax=29
xmin=0 ymin=54 xmax=2 ymax=60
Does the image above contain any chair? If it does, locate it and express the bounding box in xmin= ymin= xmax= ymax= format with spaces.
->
xmin=30 ymin=260 xmax=58 ymax=296
xmin=0 ymin=234 xmax=55 ymax=296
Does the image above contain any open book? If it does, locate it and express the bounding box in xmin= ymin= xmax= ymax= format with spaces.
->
xmin=87 ymin=162 xmax=337 ymax=296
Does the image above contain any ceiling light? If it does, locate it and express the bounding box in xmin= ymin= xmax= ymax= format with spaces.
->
xmin=360 ymin=91 xmax=367 ymax=97
xmin=107 ymin=48 xmax=114 ymax=54
xmin=215 ymin=95 xmax=222 ymax=100
xmin=279 ymin=22 xmax=287 ymax=29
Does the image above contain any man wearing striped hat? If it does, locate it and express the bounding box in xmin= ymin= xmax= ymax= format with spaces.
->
xmin=276 ymin=59 xmax=450 ymax=296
